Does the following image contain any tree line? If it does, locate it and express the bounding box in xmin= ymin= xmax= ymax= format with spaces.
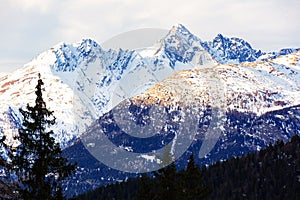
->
xmin=73 ymin=135 xmax=300 ymax=200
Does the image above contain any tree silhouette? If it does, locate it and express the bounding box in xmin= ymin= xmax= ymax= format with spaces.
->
xmin=153 ymin=162 xmax=178 ymax=200
xmin=181 ymin=153 xmax=209 ymax=199
xmin=10 ymin=74 xmax=76 ymax=199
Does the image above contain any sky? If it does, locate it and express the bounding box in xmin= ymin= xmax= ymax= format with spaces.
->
xmin=0 ymin=0 xmax=299 ymax=73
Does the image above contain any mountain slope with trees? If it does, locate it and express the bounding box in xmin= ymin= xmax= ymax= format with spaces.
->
xmin=73 ymin=135 xmax=300 ymax=200
xmin=203 ymin=134 xmax=300 ymax=199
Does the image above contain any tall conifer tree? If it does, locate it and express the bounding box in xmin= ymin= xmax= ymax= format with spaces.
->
xmin=11 ymin=73 xmax=76 ymax=199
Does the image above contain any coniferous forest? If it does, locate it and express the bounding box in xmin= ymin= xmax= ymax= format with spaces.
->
xmin=73 ymin=135 xmax=300 ymax=200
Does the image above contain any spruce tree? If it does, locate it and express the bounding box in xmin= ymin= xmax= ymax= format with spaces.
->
xmin=182 ymin=153 xmax=209 ymax=199
xmin=150 ymin=162 xmax=178 ymax=200
xmin=11 ymin=73 xmax=76 ymax=199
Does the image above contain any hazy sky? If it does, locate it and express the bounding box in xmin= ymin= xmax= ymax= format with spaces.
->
xmin=0 ymin=0 xmax=299 ymax=72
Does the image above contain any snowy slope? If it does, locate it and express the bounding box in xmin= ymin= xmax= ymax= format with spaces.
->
xmin=147 ymin=50 xmax=300 ymax=114
xmin=0 ymin=23 xmax=299 ymax=149
xmin=202 ymin=33 xmax=300 ymax=64
xmin=258 ymin=48 xmax=300 ymax=61
xmin=80 ymin=50 xmax=300 ymax=169
xmin=1 ymin=23 xmax=299 ymax=196
xmin=0 ymin=24 xmax=217 ymax=148
xmin=0 ymin=72 xmax=7 ymax=78
xmin=201 ymin=34 xmax=263 ymax=64
xmin=70 ymin=50 xmax=300 ymax=195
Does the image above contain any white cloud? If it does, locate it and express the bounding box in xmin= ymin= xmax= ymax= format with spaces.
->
xmin=8 ymin=0 xmax=56 ymax=13
xmin=0 ymin=0 xmax=299 ymax=72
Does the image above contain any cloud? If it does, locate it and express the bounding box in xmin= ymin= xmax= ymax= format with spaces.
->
xmin=54 ymin=0 xmax=300 ymax=49
xmin=0 ymin=1 xmax=60 ymax=60
xmin=8 ymin=0 xmax=56 ymax=13
xmin=0 ymin=0 xmax=299 ymax=72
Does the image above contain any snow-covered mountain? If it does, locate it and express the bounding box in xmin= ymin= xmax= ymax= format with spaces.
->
xmin=1 ymin=24 xmax=299 ymax=150
xmin=1 ymin=24 xmax=299 ymax=148
xmin=63 ymin=50 xmax=300 ymax=196
xmin=1 ymin=23 xmax=300 ymax=196
xmin=81 ymin=50 xmax=300 ymax=170
xmin=201 ymin=34 xmax=263 ymax=64
xmin=258 ymin=47 xmax=300 ymax=61
xmin=201 ymin=33 xmax=300 ymax=64
xmin=0 ymin=24 xmax=217 ymax=147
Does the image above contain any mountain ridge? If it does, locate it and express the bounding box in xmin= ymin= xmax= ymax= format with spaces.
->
xmin=1 ymin=24 xmax=300 ymax=197
xmin=0 ymin=24 xmax=299 ymax=148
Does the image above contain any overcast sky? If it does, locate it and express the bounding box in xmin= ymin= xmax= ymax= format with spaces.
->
xmin=0 ymin=0 xmax=299 ymax=73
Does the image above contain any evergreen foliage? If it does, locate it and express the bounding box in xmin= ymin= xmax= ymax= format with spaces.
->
xmin=203 ymin=134 xmax=300 ymax=199
xmin=74 ymin=153 xmax=208 ymax=200
xmin=8 ymin=74 xmax=76 ymax=199
xmin=74 ymin=135 xmax=300 ymax=200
